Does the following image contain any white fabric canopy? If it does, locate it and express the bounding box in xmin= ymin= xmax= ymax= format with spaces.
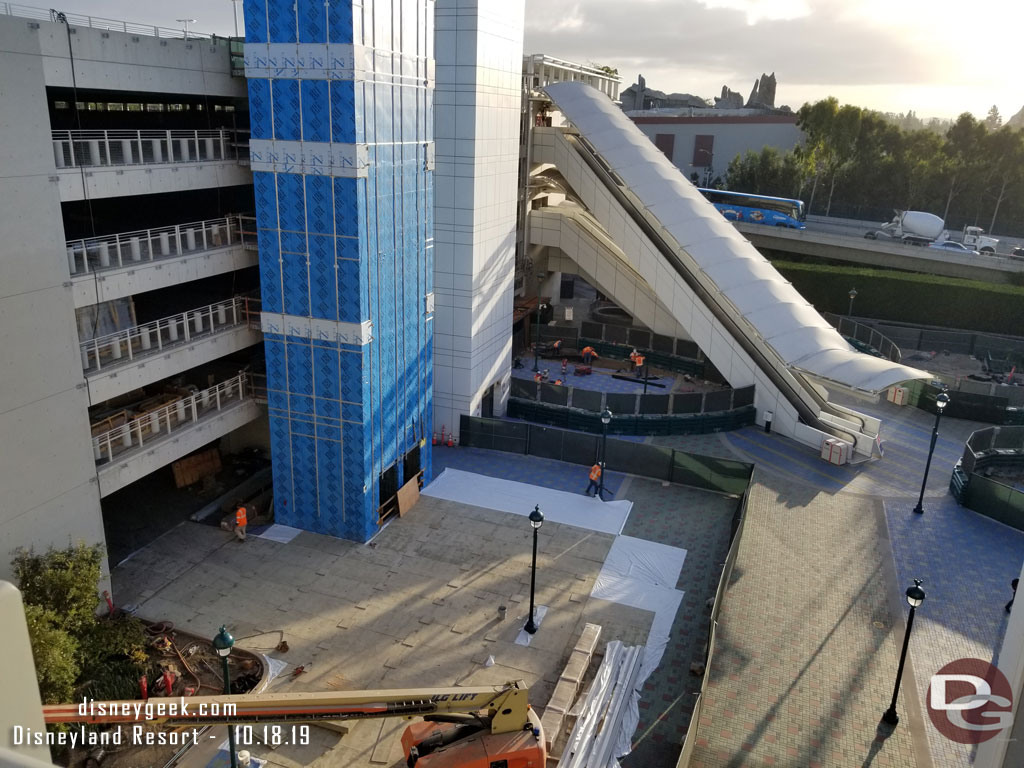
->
xmin=544 ymin=81 xmax=931 ymax=392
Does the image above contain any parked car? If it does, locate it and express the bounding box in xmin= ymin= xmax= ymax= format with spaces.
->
xmin=1011 ymin=245 xmax=1024 ymax=261
xmin=928 ymin=241 xmax=979 ymax=255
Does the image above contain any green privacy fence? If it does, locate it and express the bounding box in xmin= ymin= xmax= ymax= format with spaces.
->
xmin=904 ymin=379 xmax=1024 ymax=425
xmin=507 ymin=399 xmax=756 ymax=437
xmin=952 ymin=425 xmax=1024 ymax=531
xmin=459 ymin=415 xmax=754 ymax=497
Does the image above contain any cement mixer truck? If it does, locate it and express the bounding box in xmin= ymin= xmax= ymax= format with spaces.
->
xmin=864 ymin=210 xmax=944 ymax=246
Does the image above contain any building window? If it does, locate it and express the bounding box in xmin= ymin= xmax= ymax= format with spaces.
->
xmin=54 ymin=100 xmax=69 ymax=109
xmin=127 ymin=103 xmax=142 ymax=111
xmin=107 ymin=102 xmax=124 ymax=111
xmin=692 ymin=135 xmax=714 ymax=167
xmin=146 ymin=103 xmax=165 ymax=112
xmin=653 ymin=134 xmax=675 ymax=162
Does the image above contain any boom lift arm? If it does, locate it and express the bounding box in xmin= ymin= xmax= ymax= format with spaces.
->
xmin=43 ymin=681 xmax=545 ymax=768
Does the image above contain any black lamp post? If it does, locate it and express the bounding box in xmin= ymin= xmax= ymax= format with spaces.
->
xmin=883 ymin=579 xmax=926 ymax=726
xmin=848 ymin=288 xmax=858 ymax=316
xmin=912 ymin=391 xmax=950 ymax=514
xmin=599 ymin=409 xmax=612 ymax=500
xmin=524 ymin=505 xmax=544 ymax=634
xmin=212 ymin=626 xmax=239 ymax=768
xmin=533 ymin=274 xmax=545 ymax=373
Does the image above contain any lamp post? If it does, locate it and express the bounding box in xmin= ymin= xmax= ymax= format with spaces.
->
xmin=212 ymin=626 xmax=239 ymax=768
xmin=532 ymin=274 xmax=545 ymax=373
xmin=848 ymin=288 xmax=858 ymax=316
xmin=912 ymin=391 xmax=950 ymax=514
xmin=176 ymin=18 xmax=196 ymax=40
xmin=524 ymin=505 xmax=544 ymax=634
xmin=229 ymin=0 xmax=240 ymax=37
xmin=598 ymin=409 xmax=612 ymax=500
xmin=882 ymin=579 xmax=926 ymax=726
xmin=695 ymin=148 xmax=714 ymax=187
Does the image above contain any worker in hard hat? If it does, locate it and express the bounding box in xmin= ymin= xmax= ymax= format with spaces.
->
xmin=581 ymin=346 xmax=598 ymax=365
xmin=235 ymin=503 xmax=248 ymax=541
xmin=585 ymin=463 xmax=603 ymax=497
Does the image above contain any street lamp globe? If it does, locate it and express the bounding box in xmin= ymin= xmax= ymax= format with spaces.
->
xmin=849 ymin=288 xmax=857 ymax=301
xmin=935 ymin=392 xmax=950 ymax=412
xmin=212 ymin=625 xmax=235 ymax=658
xmin=601 ymin=409 xmax=612 ymax=426
xmin=529 ymin=505 xmax=544 ymax=529
xmin=906 ymin=579 xmax=925 ymax=608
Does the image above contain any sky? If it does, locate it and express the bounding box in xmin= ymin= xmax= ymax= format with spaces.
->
xmin=33 ymin=0 xmax=1023 ymax=121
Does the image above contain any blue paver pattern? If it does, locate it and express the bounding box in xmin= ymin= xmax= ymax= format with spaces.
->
xmin=885 ymin=496 xmax=1024 ymax=768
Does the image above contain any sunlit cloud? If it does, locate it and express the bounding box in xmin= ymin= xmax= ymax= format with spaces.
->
xmin=696 ymin=0 xmax=811 ymax=25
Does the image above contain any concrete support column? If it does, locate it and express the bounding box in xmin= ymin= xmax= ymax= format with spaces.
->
xmin=192 ymin=311 xmax=204 ymax=334
xmin=120 ymin=139 xmax=133 ymax=164
xmin=204 ymin=137 xmax=215 ymax=160
xmin=129 ymin=236 xmax=141 ymax=262
xmin=217 ymin=304 xmax=228 ymax=325
xmin=66 ymin=247 xmax=77 ymax=274
xmin=200 ymin=390 xmax=212 ymax=409
xmin=97 ymin=242 xmax=110 ymax=268
xmin=167 ymin=318 xmax=179 ymax=341
xmin=53 ymin=141 xmax=66 ymax=168
xmin=87 ymin=140 xmax=102 ymax=166
xmin=151 ymin=138 xmax=164 ymax=163
xmin=178 ymin=138 xmax=191 ymax=162
xmin=139 ymin=328 xmax=152 ymax=351
xmin=175 ymin=401 xmax=187 ymax=424
xmin=185 ymin=228 xmax=197 ymax=251
xmin=108 ymin=338 xmax=122 ymax=360
xmin=159 ymin=232 xmax=171 ymax=256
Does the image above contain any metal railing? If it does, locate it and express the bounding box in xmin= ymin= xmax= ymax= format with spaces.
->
xmin=1 ymin=3 xmax=219 ymax=40
xmin=81 ymin=296 xmax=261 ymax=374
xmin=52 ymin=129 xmax=241 ymax=170
xmin=822 ymin=313 xmax=902 ymax=363
xmin=66 ymin=215 xmax=254 ymax=276
xmin=92 ymin=373 xmax=254 ymax=465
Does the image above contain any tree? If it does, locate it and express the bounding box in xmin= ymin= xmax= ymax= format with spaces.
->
xmin=985 ymin=105 xmax=1002 ymax=130
xmin=980 ymin=127 xmax=1024 ymax=232
xmin=588 ymin=63 xmax=618 ymax=77
xmin=13 ymin=543 xmax=103 ymax=635
xmin=23 ymin=605 xmax=80 ymax=705
xmin=939 ymin=113 xmax=987 ymax=223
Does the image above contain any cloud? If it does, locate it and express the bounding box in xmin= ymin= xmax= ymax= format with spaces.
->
xmin=524 ymin=0 xmax=950 ymax=109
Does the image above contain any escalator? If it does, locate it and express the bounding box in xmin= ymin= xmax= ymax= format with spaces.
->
xmin=537 ymin=82 xmax=931 ymax=458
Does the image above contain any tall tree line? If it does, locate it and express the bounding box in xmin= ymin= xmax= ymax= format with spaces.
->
xmin=725 ymin=98 xmax=1024 ymax=235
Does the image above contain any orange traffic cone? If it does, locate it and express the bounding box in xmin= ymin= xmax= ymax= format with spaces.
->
xmin=432 ymin=432 xmax=438 ymax=445
xmin=447 ymin=432 xmax=454 ymax=447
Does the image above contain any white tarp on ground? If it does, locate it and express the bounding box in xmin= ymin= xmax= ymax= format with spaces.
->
xmin=422 ymin=468 xmax=633 ymax=535
xmin=589 ymin=536 xmax=687 ymax=764
xmin=591 ymin=536 xmax=686 ymax=684
xmin=256 ymin=524 xmax=302 ymax=544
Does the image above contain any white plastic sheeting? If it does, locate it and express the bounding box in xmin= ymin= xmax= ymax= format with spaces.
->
xmin=422 ymin=469 xmax=633 ymax=535
xmin=591 ymin=536 xmax=686 ymax=682
xmin=542 ymin=81 xmax=931 ymax=393
xmin=256 ymin=524 xmax=302 ymax=544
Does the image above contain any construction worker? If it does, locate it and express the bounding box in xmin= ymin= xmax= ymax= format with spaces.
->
xmin=554 ymin=378 xmax=563 ymax=386
xmin=634 ymin=352 xmax=646 ymax=377
xmin=235 ymin=503 xmax=248 ymax=541
xmin=534 ymin=371 xmax=543 ymax=383
xmin=629 ymin=349 xmax=638 ymax=369
xmin=552 ymin=339 xmax=562 ymax=354
xmin=585 ymin=463 xmax=603 ymax=497
xmin=561 ymin=357 xmax=568 ymax=375
xmin=581 ymin=346 xmax=598 ymax=365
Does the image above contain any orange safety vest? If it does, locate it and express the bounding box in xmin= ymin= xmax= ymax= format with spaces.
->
xmin=635 ymin=355 xmax=645 ymax=368
xmin=589 ymin=464 xmax=602 ymax=481
xmin=235 ymin=506 xmax=248 ymax=527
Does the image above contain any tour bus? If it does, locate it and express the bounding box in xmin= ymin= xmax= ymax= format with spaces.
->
xmin=697 ymin=188 xmax=806 ymax=229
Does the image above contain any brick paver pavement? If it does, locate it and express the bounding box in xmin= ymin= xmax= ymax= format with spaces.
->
xmin=688 ymin=481 xmax=924 ymax=768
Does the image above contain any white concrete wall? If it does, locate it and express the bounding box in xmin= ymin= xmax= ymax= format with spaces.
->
xmin=71 ymin=244 xmax=258 ymax=307
xmin=22 ymin=16 xmax=244 ymax=97
xmin=433 ymin=0 xmax=524 ymax=436
xmin=0 ymin=18 xmax=105 ymax=580
xmin=85 ymin=325 xmax=263 ymax=404
xmin=96 ymin=400 xmax=262 ymax=497
xmin=56 ymin=161 xmax=252 ymax=202
xmin=629 ymin=117 xmax=802 ymax=182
